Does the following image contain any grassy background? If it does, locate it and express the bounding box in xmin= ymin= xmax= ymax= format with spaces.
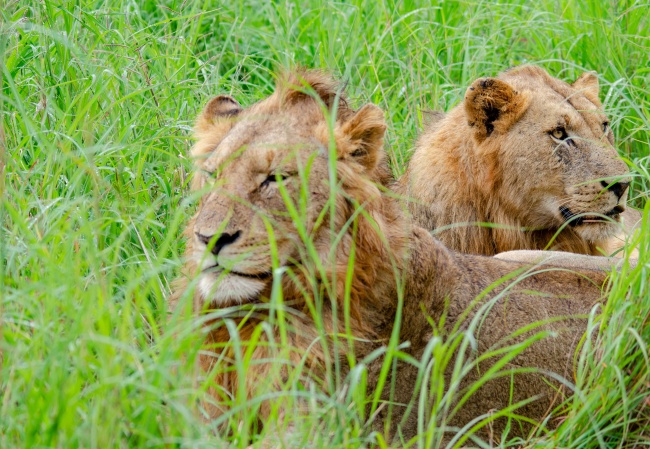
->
xmin=1 ymin=0 xmax=648 ymax=448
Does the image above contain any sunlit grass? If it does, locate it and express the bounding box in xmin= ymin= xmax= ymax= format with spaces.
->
xmin=1 ymin=0 xmax=648 ymax=448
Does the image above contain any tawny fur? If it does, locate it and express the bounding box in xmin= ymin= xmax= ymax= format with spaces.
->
xmin=397 ymin=65 xmax=637 ymax=257
xmin=169 ymin=69 xmax=406 ymax=425
xmin=170 ymin=70 xmax=613 ymax=444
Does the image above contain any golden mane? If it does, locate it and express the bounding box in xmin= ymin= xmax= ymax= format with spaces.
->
xmin=170 ymin=68 xmax=408 ymax=423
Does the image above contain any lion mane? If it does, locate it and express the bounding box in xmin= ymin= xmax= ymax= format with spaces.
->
xmin=170 ymin=68 xmax=408 ymax=423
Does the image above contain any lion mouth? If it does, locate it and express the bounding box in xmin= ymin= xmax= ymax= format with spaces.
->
xmin=559 ymin=205 xmax=624 ymax=226
xmin=204 ymin=265 xmax=272 ymax=281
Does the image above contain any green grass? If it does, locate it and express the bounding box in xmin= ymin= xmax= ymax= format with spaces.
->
xmin=1 ymin=0 xmax=649 ymax=447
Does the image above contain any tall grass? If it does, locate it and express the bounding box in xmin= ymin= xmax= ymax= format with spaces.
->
xmin=1 ymin=0 xmax=648 ymax=448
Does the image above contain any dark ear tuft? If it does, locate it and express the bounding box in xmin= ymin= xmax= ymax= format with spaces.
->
xmin=201 ymin=95 xmax=242 ymax=122
xmin=464 ymin=77 xmax=529 ymax=143
xmin=350 ymin=148 xmax=366 ymax=158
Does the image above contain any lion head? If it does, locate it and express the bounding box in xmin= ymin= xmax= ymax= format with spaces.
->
xmin=182 ymin=70 xmax=404 ymax=317
xmin=402 ymin=65 xmax=631 ymax=255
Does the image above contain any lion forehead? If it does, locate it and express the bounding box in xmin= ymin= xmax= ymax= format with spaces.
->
xmin=505 ymin=72 xmax=608 ymax=134
xmin=203 ymin=117 xmax=326 ymax=175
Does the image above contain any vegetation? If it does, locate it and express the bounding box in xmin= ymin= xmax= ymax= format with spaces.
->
xmin=1 ymin=0 xmax=648 ymax=447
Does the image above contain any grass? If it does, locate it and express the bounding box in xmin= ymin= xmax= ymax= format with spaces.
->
xmin=1 ymin=0 xmax=649 ymax=447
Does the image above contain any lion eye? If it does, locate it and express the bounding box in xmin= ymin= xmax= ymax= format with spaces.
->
xmin=602 ymin=121 xmax=609 ymax=132
xmin=260 ymin=173 xmax=288 ymax=189
xmin=550 ymin=127 xmax=568 ymax=140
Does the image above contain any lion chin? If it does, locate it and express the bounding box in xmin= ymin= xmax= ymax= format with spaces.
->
xmin=559 ymin=204 xmax=625 ymax=242
xmin=198 ymin=271 xmax=268 ymax=305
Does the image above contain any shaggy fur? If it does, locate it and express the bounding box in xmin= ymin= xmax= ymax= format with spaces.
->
xmin=398 ymin=65 xmax=636 ymax=256
xmin=169 ymin=69 xmax=407 ymax=424
xmin=170 ymin=70 xmax=612 ymax=444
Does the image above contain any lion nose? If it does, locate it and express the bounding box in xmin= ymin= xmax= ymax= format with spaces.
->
xmin=195 ymin=231 xmax=242 ymax=256
xmin=601 ymin=180 xmax=630 ymax=201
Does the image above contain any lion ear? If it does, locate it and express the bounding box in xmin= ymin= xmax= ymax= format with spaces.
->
xmin=195 ymin=95 xmax=242 ymax=135
xmin=192 ymin=95 xmax=243 ymax=160
xmin=465 ymin=77 xmax=529 ymax=143
xmin=572 ymin=71 xmax=602 ymax=107
xmin=337 ymin=104 xmax=386 ymax=171
xmin=200 ymin=95 xmax=242 ymax=121
xmin=201 ymin=95 xmax=242 ymax=120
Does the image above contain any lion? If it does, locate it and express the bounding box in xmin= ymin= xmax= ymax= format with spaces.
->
xmin=170 ymin=69 xmax=613 ymax=445
xmin=169 ymin=69 xmax=405 ymax=432
xmin=397 ymin=65 xmax=638 ymax=257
